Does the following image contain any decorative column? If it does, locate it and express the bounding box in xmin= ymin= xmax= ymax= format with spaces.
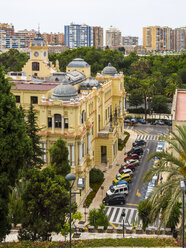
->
xmin=44 ymin=142 xmax=46 ymax=163
xmin=83 ymin=142 xmax=85 ymax=157
xmin=52 ymin=116 xmax=54 ymax=132
xmin=87 ymin=133 xmax=91 ymax=154
xmin=68 ymin=144 xmax=70 ymax=163
xmin=78 ymin=142 xmax=82 ymax=165
xmin=61 ymin=116 xmax=64 ymax=133
xmin=71 ymin=144 xmax=75 ymax=167
xmin=120 ymin=101 xmax=122 ymax=115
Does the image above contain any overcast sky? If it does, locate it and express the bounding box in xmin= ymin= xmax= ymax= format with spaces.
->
xmin=1 ymin=0 xmax=186 ymax=44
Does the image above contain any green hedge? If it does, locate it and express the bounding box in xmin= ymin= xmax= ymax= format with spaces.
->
xmin=84 ymin=179 xmax=104 ymax=207
xmin=0 ymin=238 xmax=179 ymax=247
xmin=118 ymin=131 xmax=130 ymax=151
xmin=127 ymin=107 xmax=150 ymax=114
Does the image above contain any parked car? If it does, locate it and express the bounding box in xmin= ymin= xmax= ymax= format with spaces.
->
xmin=153 ymin=120 xmax=165 ymax=125
xmin=106 ymin=184 xmax=128 ymax=197
xmin=123 ymin=159 xmax=140 ymax=167
xmin=113 ymin=174 xmax=132 ymax=184
xmin=153 ymin=159 xmax=160 ymax=168
xmin=138 ymin=118 xmax=146 ymax=124
xmin=127 ymin=147 xmax=143 ymax=156
xmin=116 ymin=168 xmax=133 ymax=178
xmin=133 ymin=140 xmax=146 ymax=147
xmin=124 ymin=154 xmax=139 ymax=161
xmin=103 ymin=194 xmax=126 ymax=206
xmin=110 ymin=180 xmax=128 ymax=189
xmin=131 ymin=118 xmax=137 ymax=125
xmin=164 ymin=120 xmax=172 ymax=126
xmin=120 ymin=164 xmax=135 ymax=172
xmin=124 ymin=119 xmax=131 ymax=124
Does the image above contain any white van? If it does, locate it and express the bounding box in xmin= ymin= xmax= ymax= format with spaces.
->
xmin=106 ymin=184 xmax=128 ymax=197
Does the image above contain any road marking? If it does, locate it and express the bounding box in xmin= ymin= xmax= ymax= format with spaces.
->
xmin=136 ymin=189 xmax=141 ymax=197
xmin=110 ymin=222 xmax=117 ymax=229
xmin=126 ymin=203 xmax=138 ymax=206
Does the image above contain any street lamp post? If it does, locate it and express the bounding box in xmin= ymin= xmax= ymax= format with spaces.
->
xmin=121 ymin=209 xmax=126 ymax=238
xmin=180 ymin=180 xmax=186 ymax=248
xmin=65 ymin=173 xmax=81 ymax=248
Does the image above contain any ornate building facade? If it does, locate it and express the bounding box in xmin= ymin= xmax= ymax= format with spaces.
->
xmin=10 ymin=34 xmax=126 ymax=205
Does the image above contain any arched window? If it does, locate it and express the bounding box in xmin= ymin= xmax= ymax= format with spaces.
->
xmin=32 ymin=62 xmax=40 ymax=71
xmin=54 ymin=114 xmax=61 ymax=128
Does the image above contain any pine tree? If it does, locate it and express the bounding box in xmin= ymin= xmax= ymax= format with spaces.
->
xmin=0 ymin=66 xmax=31 ymax=241
xmin=26 ymin=103 xmax=44 ymax=168
xmin=49 ymin=138 xmax=70 ymax=176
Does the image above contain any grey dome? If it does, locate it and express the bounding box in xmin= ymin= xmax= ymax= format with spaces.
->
xmin=102 ymin=63 xmax=118 ymax=76
xmin=67 ymin=58 xmax=89 ymax=68
xmin=80 ymin=77 xmax=100 ymax=90
xmin=48 ymin=73 xmax=70 ymax=83
xmin=52 ymin=79 xmax=78 ymax=101
xmin=32 ymin=32 xmax=45 ymax=46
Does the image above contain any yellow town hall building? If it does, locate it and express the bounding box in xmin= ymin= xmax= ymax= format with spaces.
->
xmin=10 ymin=33 xmax=126 ymax=205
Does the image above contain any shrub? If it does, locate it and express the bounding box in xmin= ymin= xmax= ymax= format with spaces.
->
xmin=118 ymin=131 xmax=130 ymax=151
xmin=88 ymin=204 xmax=109 ymax=230
xmin=90 ymin=168 xmax=104 ymax=184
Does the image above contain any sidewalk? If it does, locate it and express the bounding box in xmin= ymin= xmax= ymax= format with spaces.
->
xmin=78 ymin=130 xmax=137 ymax=220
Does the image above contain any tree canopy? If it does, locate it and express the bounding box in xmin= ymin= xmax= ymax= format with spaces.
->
xmin=18 ymin=166 xmax=69 ymax=241
xmin=143 ymin=125 xmax=186 ymax=227
xmin=0 ymin=66 xmax=31 ymax=240
xmin=0 ymin=49 xmax=29 ymax=73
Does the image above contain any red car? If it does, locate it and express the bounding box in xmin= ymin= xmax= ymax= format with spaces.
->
xmin=119 ymin=164 xmax=135 ymax=172
xmin=124 ymin=154 xmax=139 ymax=162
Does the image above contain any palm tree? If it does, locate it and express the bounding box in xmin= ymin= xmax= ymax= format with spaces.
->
xmin=143 ymin=125 xmax=186 ymax=227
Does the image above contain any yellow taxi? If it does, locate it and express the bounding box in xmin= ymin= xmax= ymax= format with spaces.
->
xmin=153 ymin=159 xmax=160 ymax=168
xmin=113 ymin=173 xmax=132 ymax=184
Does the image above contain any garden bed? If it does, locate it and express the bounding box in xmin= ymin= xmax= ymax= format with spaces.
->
xmin=0 ymin=238 xmax=180 ymax=247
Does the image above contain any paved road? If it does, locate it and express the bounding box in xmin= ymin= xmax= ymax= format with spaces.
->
xmin=105 ymin=205 xmax=160 ymax=228
xmin=105 ymin=124 xmax=170 ymax=226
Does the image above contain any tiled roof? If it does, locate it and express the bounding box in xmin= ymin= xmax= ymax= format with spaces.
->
xmin=11 ymin=82 xmax=59 ymax=91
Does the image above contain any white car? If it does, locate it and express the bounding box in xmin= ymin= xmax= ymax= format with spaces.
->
xmin=122 ymin=159 xmax=139 ymax=167
xmin=156 ymin=145 xmax=163 ymax=152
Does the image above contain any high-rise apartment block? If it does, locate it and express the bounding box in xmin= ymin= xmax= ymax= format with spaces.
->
xmin=0 ymin=23 xmax=14 ymax=36
xmin=0 ymin=30 xmax=6 ymax=50
xmin=171 ymin=28 xmax=186 ymax=51
xmin=143 ymin=26 xmax=186 ymax=51
xmin=93 ymin=26 xmax=103 ymax=48
xmin=121 ymin=36 xmax=138 ymax=46
xmin=42 ymin=32 xmax=64 ymax=45
xmin=64 ymin=23 xmax=93 ymax=49
xmin=106 ymin=27 xmax=121 ymax=47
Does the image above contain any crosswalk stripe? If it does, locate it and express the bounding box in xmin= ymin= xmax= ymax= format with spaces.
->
xmin=136 ymin=134 xmax=160 ymax=141
xmin=112 ymin=208 xmax=120 ymax=223
xmin=131 ymin=209 xmax=137 ymax=223
xmin=125 ymin=209 xmax=131 ymax=224
xmin=128 ymin=208 xmax=135 ymax=224
xmin=105 ymin=206 xmax=160 ymax=228
xmin=115 ymin=208 xmax=123 ymax=223
xmin=108 ymin=207 xmax=114 ymax=220
xmin=105 ymin=207 xmax=109 ymax=215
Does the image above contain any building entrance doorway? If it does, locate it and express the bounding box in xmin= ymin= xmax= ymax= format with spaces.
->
xmin=101 ymin=146 xmax=107 ymax=163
